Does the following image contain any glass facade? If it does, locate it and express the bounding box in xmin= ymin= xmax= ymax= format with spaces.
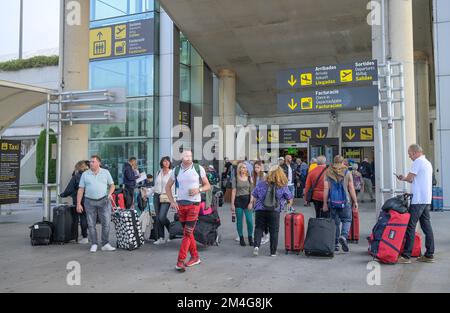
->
xmin=89 ymin=0 xmax=159 ymax=184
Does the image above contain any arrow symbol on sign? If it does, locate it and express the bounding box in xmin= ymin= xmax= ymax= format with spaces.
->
xmin=97 ymin=32 xmax=103 ymax=40
xmin=316 ymin=129 xmax=326 ymax=139
xmin=345 ymin=129 xmax=356 ymax=140
xmin=288 ymin=99 xmax=298 ymax=111
xmin=288 ymin=75 xmax=297 ymax=87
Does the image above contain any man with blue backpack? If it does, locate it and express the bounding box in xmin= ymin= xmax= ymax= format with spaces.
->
xmin=322 ymin=155 xmax=359 ymax=252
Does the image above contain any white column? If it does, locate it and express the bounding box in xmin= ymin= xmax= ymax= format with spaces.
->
xmin=433 ymin=0 xmax=450 ymax=208
xmin=159 ymin=8 xmax=180 ymax=160
xmin=414 ymin=52 xmax=431 ymax=158
xmin=218 ymin=69 xmax=236 ymax=161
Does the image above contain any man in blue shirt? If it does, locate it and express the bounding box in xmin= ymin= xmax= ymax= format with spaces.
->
xmin=77 ymin=155 xmax=116 ymax=253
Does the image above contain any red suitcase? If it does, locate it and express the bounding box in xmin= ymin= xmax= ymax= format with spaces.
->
xmin=285 ymin=213 xmax=305 ymax=254
xmin=400 ymin=232 xmax=422 ymax=257
xmin=348 ymin=207 xmax=360 ymax=243
xmin=111 ymin=193 xmax=126 ymax=210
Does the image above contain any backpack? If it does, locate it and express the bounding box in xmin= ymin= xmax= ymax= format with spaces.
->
xmin=263 ymin=183 xmax=279 ymax=211
xmin=328 ymin=175 xmax=348 ymax=210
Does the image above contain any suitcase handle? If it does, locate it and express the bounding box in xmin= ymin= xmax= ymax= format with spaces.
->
xmin=111 ymin=199 xmax=119 ymax=212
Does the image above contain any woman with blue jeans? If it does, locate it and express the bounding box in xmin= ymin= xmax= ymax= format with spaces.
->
xmin=251 ymin=165 xmax=294 ymax=257
xmin=231 ymin=163 xmax=254 ymax=247
xmin=322 ymin=155 xmax=358 ymax=253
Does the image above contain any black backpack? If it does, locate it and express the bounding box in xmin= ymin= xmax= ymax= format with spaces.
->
xmin=263 ymin=183 xmax=279 ymax=210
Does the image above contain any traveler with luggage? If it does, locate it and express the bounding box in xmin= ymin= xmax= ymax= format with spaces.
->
xmin=304 ymin=156 xmax=329 ymax=218
xmin=322 ymin=155 xmax=358 ymax=253
xmin=60 ymin=160 xmax=90 ymax=244
xmin=252 ymin=161 xmax=269 ymax=245
xmin=397 ymin=144 xmax=435 ymax=264
xmin=231 ymin=162 xmax=254 ymax=247
xmin=152 ymin=156 xmax=174 ymax=245
xmin=77 ymin=155 xmax=116 ymax=253
xmin=359 ymin=158 xmax=375 ymax=203
xmin=122 ymin=157 xmax=140 ymax=209
xmin=251 ymin=165 xmax=294 ymax=257
xmin=165 ymin=150 xmax=211 ymax=272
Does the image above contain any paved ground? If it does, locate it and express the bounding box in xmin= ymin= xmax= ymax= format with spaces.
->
xmin=1 ymin=192 xmax=450 ymax=293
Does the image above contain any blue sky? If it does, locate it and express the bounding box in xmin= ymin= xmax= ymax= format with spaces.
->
xmin=0 ymin=0 xmax=60 ymax=60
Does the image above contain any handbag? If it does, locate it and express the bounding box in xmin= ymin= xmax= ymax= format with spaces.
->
xmin=159 ymin=193 xmax=171 ymax=203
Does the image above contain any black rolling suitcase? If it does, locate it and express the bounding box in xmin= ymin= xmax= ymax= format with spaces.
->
xmin=304 ymin=216 xmax=336 ymax=257
xmin=30 ymin=221 xmax=54 ymax=246
xmin=52 ymin=205 xmax=78 ymax=244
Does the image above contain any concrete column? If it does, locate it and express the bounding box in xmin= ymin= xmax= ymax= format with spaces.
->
xmin=218 ymin=69 xmax=236 ymax=160
xmin=414 ymin=51 xmax=431 ymax=157
xmin=59 ymin=0 xmax=89 ymax=190
xmin=159 ymin=8 xmax=180 ymax=160
xmin=389 ymin=0 xmax=417 ymax=154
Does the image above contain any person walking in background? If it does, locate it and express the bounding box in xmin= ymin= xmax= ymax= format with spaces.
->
xmin=77 ymin=155 xmax=116 ymax=253
xmin=231 ymin=163 xmax=254 ymax=247
xmin=304 ymin=156 xmax=328 ymax=218
xmin=359 ymin=158 xmax=375 ymax=203
xmin=252 ymin=161 xmax=270 ymax=245
xmin=281 ymin=155 xmax=296 ymax=199
xmin=351 ymin=163 xmax=364 ymax=199
xmin=152 ymin=156 xmax=174 ymax=245
xmin=122 ymin=157 xmax=140 ymax=209
xmin=251 ymin=165 xmax=294 ymax=257
xmin=309 ymin=158 xmax=318 ymax=174
xmin=397 ymin=144 xmax=435 ymax=264
xmin=60 ymin=160 xmax=90 ymax=244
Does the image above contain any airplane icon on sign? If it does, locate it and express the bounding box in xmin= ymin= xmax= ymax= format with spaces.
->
xmin=116 ymin=27 xmax=126 ymax=35
xmin=301 ymin=74 xmax=311 ymax=83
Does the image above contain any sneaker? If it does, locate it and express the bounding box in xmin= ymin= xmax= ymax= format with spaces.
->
xmin=235 ymin=236 xmax=240 ymax=242
xmin=175 ymin=261 xmax=186 ymax=272
xmin=253 ymin=247 xmax=259 ymax=256
xmin=397 ymin=256 xmax=412 ymax=264
xmin=339 ymin=236 xmax=349 ymax=253
xmin=90 ymin=244 xmax=98 ymax=253
xmin=101 ymin=243 xmax=116 ymax=252
xmin=248 ymin=237 xmax=254 ymax=247
xmin=186 ymin=257 xmax=201 ymax=267
xmin=270 ymin=254 xmax=277 ymax=257
xmin=165 ymin=238 xmax=171 ymax=243
xmin=335 ymin=246 xmax=340 ymax=252
xmin=79 ymin=237 xmax=89 ymax=244
xmin=261 ymin=234 xmax=270 ymax=245
xmin=153 ymin=238 xmax=165 ymax=245
xmin=417 ymin=255 xmax=435 ymax=263
xmin=239 ymin=236 xmax=246 ymax=247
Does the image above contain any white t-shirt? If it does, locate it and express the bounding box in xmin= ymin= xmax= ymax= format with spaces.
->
xmin=171 ymin=164 xmax=207 ymax=203
xmin=410 ymin=155 xmax=433 ymax=205
xmin=287 ymin=165 xmax=293 ymax=186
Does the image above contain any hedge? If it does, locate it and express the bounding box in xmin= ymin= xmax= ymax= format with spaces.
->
xmin=35 ymin=129 xmax=57 ymax=184
xmin=0 ymin=55 xmax=59 ymax=72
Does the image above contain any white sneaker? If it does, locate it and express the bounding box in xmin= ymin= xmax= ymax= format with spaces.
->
xmin=165 ymin=236 xmax=171 ymax=243
xmin=79 ymin=238 xmax=89 ymax=244
xmin=235 ymin=236 xmax=240 ymax=242
xmin=90 ymin=244 xmax=98 ymax=253
xmin=153 ymin=238 xmax=165 ymax=245
xmin=101 ymin=243 xmax=116 ymax=252
xmin=253 ymin=247 xmax=259 ymax=256
xmin=261 ymin=234 xmax=270 ymax=245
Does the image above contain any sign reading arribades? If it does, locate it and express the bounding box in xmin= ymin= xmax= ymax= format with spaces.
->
xmin=277 ymin=60 xmax=378 ymax=90
xmin=0 ymin=140 xmax=21 ymax=205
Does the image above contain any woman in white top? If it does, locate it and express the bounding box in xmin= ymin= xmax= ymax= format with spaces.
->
xmin=152 ymin=156 xmax=174 ymax=245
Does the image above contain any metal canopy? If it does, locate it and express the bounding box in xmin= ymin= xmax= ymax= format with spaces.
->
xmin=0 ymin=80 xmax=56 ymax=134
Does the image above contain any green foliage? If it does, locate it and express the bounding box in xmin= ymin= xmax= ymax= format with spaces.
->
xmin=0 ymin=55 xmax=59 ymax=72
xmin=35 ymin=129 xmax=57 ymax=184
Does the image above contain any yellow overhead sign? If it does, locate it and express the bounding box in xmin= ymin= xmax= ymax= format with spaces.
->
xmin=89 ymin=27 xmax=112 ymax=59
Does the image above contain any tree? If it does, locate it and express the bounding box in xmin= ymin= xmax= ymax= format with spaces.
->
xmin=35 ymin=129 xmax=57 ymax=184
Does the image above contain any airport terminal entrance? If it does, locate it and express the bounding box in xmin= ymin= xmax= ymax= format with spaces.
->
xmin=308 ymin=138 xmax=340 ymax=165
